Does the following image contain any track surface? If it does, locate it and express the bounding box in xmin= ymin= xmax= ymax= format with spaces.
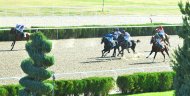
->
xmin=0 ymin=35 xmax=183 ymax=84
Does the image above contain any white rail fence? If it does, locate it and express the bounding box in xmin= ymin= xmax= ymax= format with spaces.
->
xmin=0 ymin=65 xmax=172 ymax=81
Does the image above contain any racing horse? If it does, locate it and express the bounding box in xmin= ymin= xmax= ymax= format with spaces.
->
xmin=10 ymin=28 xmax=30 ymax=50
xmin=160 ymin=33 xmax=170 ymax=46
xmin=117 ymin=35 xmax=140 ymax=57
xmin=146 ymin=36 xmax=170 ymax=62
xmin=101 ymin=37 xmax=120 ymax=57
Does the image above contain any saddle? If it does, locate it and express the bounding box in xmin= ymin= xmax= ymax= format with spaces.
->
xmin=16 ymin=30 xmax=25 ymax=38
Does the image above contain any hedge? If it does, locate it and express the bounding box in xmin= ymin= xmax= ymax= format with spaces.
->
xmin=0 ymin=25 xmax=182 ymax=41
xmin=0 ymin=77 xmax=114 ymax=96
xmin=117 ymin=71 xmax=175 ymax=94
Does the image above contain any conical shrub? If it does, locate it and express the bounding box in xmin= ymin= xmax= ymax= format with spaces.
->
xmin=19 ymin=32 xmax=55 ymax=96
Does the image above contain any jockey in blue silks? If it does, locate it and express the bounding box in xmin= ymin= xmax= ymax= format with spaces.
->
xmin=154 ymin=32 xmax=164 ymax=49
xmin=15 ymin=24 xmax=25 ymax=37
xmin=104 ymin=33 xmax=115 ymax=48
xmin=121 ymin=30 xmax=132 ymax=47
xmin=156 ymin=26 xmax=165 ymax=40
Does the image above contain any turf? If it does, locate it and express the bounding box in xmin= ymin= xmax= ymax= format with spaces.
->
xmin=0 ymin=0 xmax=183 ymax=16
xmin=110 ymin=90 xmax=174 ymax=96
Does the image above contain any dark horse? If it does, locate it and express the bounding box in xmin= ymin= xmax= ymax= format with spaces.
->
xmin=101 ymin=37 xmax=119 ymax=57
xmin=146 ymin=36 xmax=170 ymax=62
xmin=117 ymin=35 xmax=140 ymax=57
xmin=10 ymin=28 xmax=30 ymax=50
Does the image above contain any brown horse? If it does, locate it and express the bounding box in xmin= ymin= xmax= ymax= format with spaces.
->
xmin=10 ymin=28 xmax=30 ymax=50
xmin=146 ymin=36 xmax=170 ymax=62
xmin=162 ymin=33 xmax=170 ymax=46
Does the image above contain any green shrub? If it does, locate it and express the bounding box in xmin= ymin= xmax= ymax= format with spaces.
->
xmin=159 ymin=72 xmax=175 ymax=91
xmin=117 ymin=72 xmax=175 ymax=94
xmin=117 ymin=75 xmax=135 ymax=94
xmin=83 ymin=77 xmax=114 ymax=96
xmin=0 ymin=26 xmax=182 ymax=41
xmin=145 ymin=72 xmax=160 ymax=92
xmin=3 ymin=84 xmax=22 ymax=96
xmin=134 ymin=73 xmax=147 ymax=93
xmin=0 ymin=87 xmax=8 ymax=96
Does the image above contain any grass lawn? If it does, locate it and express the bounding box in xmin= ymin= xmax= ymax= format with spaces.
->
xmin=110 ymin=90 xmax=174 ymax=96
xmin=0 ymin=0 xmax=183 ymax=16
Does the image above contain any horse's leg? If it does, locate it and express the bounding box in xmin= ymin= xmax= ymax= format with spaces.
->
xmin=165 ymin=47 xmax=170 ymax=58
xmin=153 ymin=52 xmax=157 ymax=62
xmin=112 ymin=48 xmax=116 ymax=57
xmin=161 ymin=51 xmax=165 ymax=62
xmin=121 ymin=49 xmax=124 ymax=57
xmin=102 ymin=49 xmax=107 ymax=57
xmin=126 ymin=48 xmax=130 ymax=53
xmin=131 ymin=44 xmax=136 ymax=54
xmin=146 ymin=50 xmax=153 ymax=58
xmin=11 ymin=40 xmax=16 ymax=51
xmin=102 ymin=50 xmax=104 ymax=57
xmin=11 ymin=41 xmax=14 ymax=46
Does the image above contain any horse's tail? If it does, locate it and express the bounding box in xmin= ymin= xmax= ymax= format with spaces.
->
xmin=165 ymin=34 xmax=170 ymax=46
xmin=131 ymin=39 xmax=140 ymax=43
xmin=136 ymin=39 xmax=140 ymax=43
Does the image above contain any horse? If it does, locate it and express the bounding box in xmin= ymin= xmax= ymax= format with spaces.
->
xmin=146 ymin=36 xmax=170 ymax=62
xmin=117 ymin=35 xmax=140 ymax=57
xmin=161 ymin=33 xmax=170 ymax=46
xmin=101 ymin=37 xmax=119 ymax=57
xmin=10 ymin=28 xmax=30 ymax=50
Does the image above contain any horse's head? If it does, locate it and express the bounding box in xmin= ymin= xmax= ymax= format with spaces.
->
xmin=117 ymin=34 xmax=125 ymax=43
xmin=150 ymin=36 xmax=156 ymax=44
xmin=101 ymin=37 xmax=105 ymax=44
xmin=10 ymin=28 xmax=16 ymax=34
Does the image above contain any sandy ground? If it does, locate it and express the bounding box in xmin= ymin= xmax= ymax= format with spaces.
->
xmin=0 ymin=35 xmax=183 ymax=85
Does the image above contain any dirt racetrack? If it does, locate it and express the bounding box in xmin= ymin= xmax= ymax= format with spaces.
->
xmin=0 ymin=35 xmax=183 ymax=85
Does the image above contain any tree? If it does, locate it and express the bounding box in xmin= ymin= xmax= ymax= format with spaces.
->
xmin=172 ymin=1 xmax=190 ymax=96
xmin=19 ymin=32 xmax=55 ymax=96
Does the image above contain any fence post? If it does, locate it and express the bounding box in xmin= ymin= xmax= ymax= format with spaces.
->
xmin=56 ymin=29 xmax=58 ymax=39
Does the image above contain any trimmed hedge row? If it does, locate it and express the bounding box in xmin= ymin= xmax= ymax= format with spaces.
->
xmin=0 ymin=77 xmax=114 ymax=96
xmin=117 ymin=72 xmax=175 ymax=94
xmin=0 ymin=26 xmax=182 ymax=41
xmin=0 ymin=72 xmax=175 ymax=96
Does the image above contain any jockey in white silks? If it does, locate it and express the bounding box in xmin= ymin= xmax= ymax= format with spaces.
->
xmin=15 ymin=24 xmax=25 ymax=37
xmin=122 ymin=30 xmax=132 ymax=47
xmin=113 ymin=28 xmax=122 ymax=40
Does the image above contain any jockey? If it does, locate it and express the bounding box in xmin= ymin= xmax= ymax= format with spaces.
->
xmin=104 ymin=33 xmax=115 ymax=48
xmin=154 ymin=32 xmax=164 ymax=49
xmin=121 ymin=30 xmax=132 ymax=47
xmin=155 ymin=26 xmax=165 ymax=40
xmin=113 ymin=28 xmax=122 ymax=40
xmin=15 ymin=24 xmax=25 ymax=37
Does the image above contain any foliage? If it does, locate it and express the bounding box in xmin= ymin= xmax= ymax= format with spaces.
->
xmin=0 ymin=25 xmax=182 ymax=41
xmin=19 ymin=32 xmax=55 ymax=95
xmin=117 ymin=72 xmax=175 ymax=94
xmin=83 ymin=77 xmax=114 ymax=96
xmin=0 ymin=77 xmax=114 ymax=96
xmin=0 ymin=71 xmax=176 ymax=96
xmin=171 ymin=1 xmax=190 ymax=96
